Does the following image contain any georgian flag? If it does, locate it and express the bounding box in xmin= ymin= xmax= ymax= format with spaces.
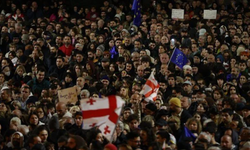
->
xmin=80 ymin=95 xmax=124 ymax=141
xmin=140 ymin=69 xmax=160 ymax=102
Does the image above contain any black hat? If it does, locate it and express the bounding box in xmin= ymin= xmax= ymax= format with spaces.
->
xmin=101 ymin=58 xmax=110 ymax=62
xmin=157 ymin=109 xmax=169 ymax=116
xmin=243 ymin=105 xmax=250 ymax=110
xmin=145 ymin=103 xmax=157 ymax=112
xmin=155 ymin=118 xmax=168 ymax=126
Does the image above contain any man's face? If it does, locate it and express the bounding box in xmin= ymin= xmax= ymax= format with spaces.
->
xmin=183 ymin=84 xmax=192 ymax=93
xmin=123 ymin=110 xmax=131 ymax=120
xmin=39 ymin=130 xmax=48 ymax=143
xmin=56 ymin=105 xmax=66 ymax=118
xmin=63 ymin=37 xmax=71 ymax=45
xmin=21 ymin=88 xmax=30 ymax=99
xmin=56 ymin=58 xmax=63 ymax=68
xmin=129 ymin=119 xmax=139 ymax=130
xmin=181 ymin=97 xmax=190 ymax=109
xmin=36 ymin=71 xmax=45 ymax=82
xmin=129 ymin=137 xmax=141 ymax=148
xmin=156 ymin=134 xmax=165 ymax=144
xmin=222 ymin=112 xmax=232 ymax=124
xmin=221 ymin=136 xmax=232 ymax=150
xmin=1 ymin=90 xmax=9 ymax=100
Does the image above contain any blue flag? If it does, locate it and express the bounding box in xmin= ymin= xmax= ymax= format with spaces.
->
xmin=110 ymin=46 xmax=118 ymax=59
xmin=183 ymin=126 xmax=196 ymax=142
xmin=170 ymin=48 xmax=188 ymax=69
xmin=132 ymin=0 xmax=141 ymax=27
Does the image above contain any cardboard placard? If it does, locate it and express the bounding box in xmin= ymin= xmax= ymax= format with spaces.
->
xmin=171 ymin=9 xmax=184 ymax=19
xmin=58 ymin=87 xmax=78 ymax=104
xmin=203 ymin=10 xmax=217 ymax=19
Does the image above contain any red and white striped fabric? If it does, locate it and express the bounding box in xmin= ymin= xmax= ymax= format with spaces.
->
xmin=140 ymin=70 xmax=160 ymax=102
xmin=80 ymin=95 xmax=124 ymax=141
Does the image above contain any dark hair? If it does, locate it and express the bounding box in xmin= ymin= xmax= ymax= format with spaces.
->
xmin=221 ymin=108 xmax=233 ymax=116
xmin=127 ymin=114 xmax=139 ymax=123
xmin=126 ymin=131 xmax=140 ymax=140
xmin=156 ymin=130 xmax=170 ymax=142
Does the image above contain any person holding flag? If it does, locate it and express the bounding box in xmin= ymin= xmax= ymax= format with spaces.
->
xmin=169 ymin=47 xmax=189 ymax=69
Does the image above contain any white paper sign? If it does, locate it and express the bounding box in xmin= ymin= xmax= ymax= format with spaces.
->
xmin=203 ymin=10 xmax=217 ymax=19
xmin=171 ymin=9 xmax=184 ymax=19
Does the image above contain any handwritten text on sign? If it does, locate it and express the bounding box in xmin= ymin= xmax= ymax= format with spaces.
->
xmin=58 ymin=87 xmax=78 ymax=104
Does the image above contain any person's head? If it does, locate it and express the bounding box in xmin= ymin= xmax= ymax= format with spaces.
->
xmin=36 ymin=125 xmax=49 ymax=143
xmin=180 ymin=96 xmax=191 ymax=109
xmin=36 ymin=67 xmax=46 ymax=83
xmin=221 ymin=108 xmax=233 ymax=124
xmin=186 ymin=117 xmax=202 ymax=134
xmin=36 ymin=106 xmax=46 ymax=120
xmin=56 ymin=102 xmax=67 ymax=118
xmin=126 ymin=131 xmax=141 ymax=148
xmin=127 ymin=114 xmax=139 ymax=131
xmin=67 ymin=135 xmax=87 ymax=149
xmin=11 ymin=131 xmax=24 ymax=148
xmin=27 ymin=134 xmax=42 ymax=149
xmin=169 ymin=97 xmax=182 ymax=112
xmin=156 ymin=130 xmax=170 ymax=144
xmin=74 ymin=111 xmax=83 ymax=127
xmin=220 ymin=135 xmax=233 ymax=150
xmin=28 ymin=113 xmax=39 ymax=126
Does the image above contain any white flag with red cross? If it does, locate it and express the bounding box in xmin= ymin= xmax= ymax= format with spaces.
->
xmin=140 ymin=69 xmax=160 ymax=102
xmin=80 ymin=95 xmax=124 ymax=141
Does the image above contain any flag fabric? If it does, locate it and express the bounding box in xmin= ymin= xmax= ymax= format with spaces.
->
xmin=80 ymin=95 xmax=124 ymax=141
xmin=183 ymin=126 xmax=196 ymax=142
xmin=110 ymin=46 xmax=118 ymax=59
xmin=140 ymin=70 xmax=159 ymax=102
xmin=132 ymin=0 xmax=141 ymax=27
xmin=170 ymin=48 xmax=188 ymax=69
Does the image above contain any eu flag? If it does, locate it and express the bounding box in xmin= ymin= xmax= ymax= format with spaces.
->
xmin=132 ymin=0 xmax=141 ymax=27
xmin=170 ymin=48 xmax=188 ymax=69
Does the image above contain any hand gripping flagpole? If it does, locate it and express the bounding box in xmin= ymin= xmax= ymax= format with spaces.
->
xmin=167 ymin=47 xmax=176 ymax=68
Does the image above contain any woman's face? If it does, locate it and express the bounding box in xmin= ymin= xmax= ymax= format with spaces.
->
xmin=240 ymin=76 xmax=247 ymax=84
xmin=188 ymin=121 xmax=198 ymax=132
xmin=17 ymin=68 xmax=23 ymax=76
xmin=197 ymin=104 xmax=205 ymax=113
xmin=109 ymin=64 xmax=115 ymax=72
xmin=30 ymin=114 xmax=39 ymax=125
xmin=96 ymin=133 xmax=103 ymax=143
xmin=230 ymin=86 xmax=237 ymax=94
xmin=1 ymin=60 xmax=8 ymax=68
xmin=213 ymin=90 xmax=221 ymax=100
xmin=120 ymin=87 xmax=127 ymax=96
xmin=98 ymin=36 xmax=104 ymax=43
xmin=37 ymin=108 xmax=44 ymax=119
xmin=0 ymin=103 xmax=7 ymax=112
xmin=194 ymin=114 xmax=201 ymax=121
xmin=109 ymin=40 xmax=114 ymax=47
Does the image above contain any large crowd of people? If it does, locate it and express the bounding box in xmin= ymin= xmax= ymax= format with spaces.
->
xmin=0 ymin=0 xmax=249 ymax=149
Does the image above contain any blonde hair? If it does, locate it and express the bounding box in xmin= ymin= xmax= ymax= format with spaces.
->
xmin=185 ymin=117 xmax=202 ymax=134
xmin=15 ymin=65 xmax=26 ymax=74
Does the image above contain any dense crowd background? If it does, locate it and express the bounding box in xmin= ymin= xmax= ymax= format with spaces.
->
xmin=0 ymin=0 xmax=249 ymax=149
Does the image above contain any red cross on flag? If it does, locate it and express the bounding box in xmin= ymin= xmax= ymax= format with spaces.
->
xmin=80 ymin=95 xmax=124 ymax=141
xmin=140 ymin=69 xmax=160 ymax=102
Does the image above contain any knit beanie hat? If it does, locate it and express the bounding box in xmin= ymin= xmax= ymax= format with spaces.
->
xmin=169 ymin=97 xmax=181 ymax=107
xmin=104 ymin=143 xmax=117 ymax=150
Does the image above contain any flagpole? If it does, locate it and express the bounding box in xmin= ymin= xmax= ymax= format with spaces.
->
xmin=167 ymin=47 xmax=176 ymax=68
